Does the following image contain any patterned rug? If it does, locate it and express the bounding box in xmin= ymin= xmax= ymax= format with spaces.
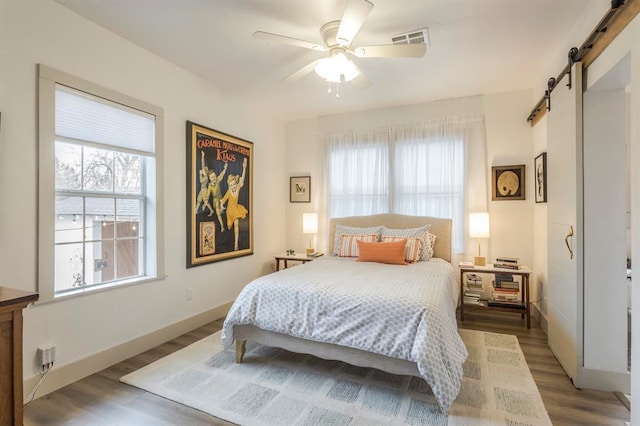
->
xmin=121 ymin=329 xmax=551 ymax=425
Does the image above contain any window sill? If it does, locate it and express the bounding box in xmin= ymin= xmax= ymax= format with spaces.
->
xmin=35 ymin=275 xmax=168 ymax=305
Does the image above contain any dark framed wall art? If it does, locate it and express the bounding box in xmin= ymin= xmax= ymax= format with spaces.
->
xmin=492 ymin=164 xmax=526 ymax=201
xmin=534 ymin=152 xmax=547 ymax=203
xmin=290 ymin=176 xmax=311 ymax=203
xmin=186 ymin=121 xmax=253 ymax=267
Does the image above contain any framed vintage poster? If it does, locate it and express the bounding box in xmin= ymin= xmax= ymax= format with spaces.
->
xmin=290 ymin=176 xmax=311 ymax=203
xmin=186 ymin=121 xmax=253 ymax=267
xmin=492 ymin=164 xmax=526 ymax=201
xmin=534 ymin=152 xmax=547 ymax=203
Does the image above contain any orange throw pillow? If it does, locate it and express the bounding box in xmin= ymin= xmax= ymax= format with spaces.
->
xmin=356 ymin=239 xmax=407 ymax=265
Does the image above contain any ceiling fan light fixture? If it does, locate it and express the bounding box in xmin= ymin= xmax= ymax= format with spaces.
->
xmin=314 ymin=53 xmax=359 ymax=83
xmin=336 ymin=36 xmax=351 ymax=47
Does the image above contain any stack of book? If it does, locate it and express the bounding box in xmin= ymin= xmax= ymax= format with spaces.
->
xmin=494 ymin=256 xmax=521 ymax=270
xmin=463 ymin=274 xmax=485 ymax=306
xmin=489 ymin=278 xmax=524 ymax=308
xmin=464 ymin=292 xmax=483 ymax=305
xmin=467 ymin=273 xmax=483 ymax=287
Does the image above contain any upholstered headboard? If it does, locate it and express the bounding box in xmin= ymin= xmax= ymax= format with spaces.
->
xmin=328 ymin=214 xmax=452 ymax=263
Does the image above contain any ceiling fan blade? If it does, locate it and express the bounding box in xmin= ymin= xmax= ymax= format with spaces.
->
xmin=354 ymin=43 xmax=427 ymax=58
xmin=253 ymin=31 xmax=325 ymax=51
xmin=351 ymin=64 xmax=371 ymax=89
xmin=282 ymin=59 xmax=322 ymax=82
xmin=336 ymin=0 xmax=373 ymax=47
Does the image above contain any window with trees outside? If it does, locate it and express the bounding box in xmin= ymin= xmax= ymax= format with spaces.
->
xmin=38 ymin=66 xmax=164 ymax=301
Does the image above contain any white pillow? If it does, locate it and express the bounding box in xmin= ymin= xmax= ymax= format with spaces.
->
xmin=333 ymin=224 xmax=383 ymax=256
xmin=381 ymin=225 xmax=431 ymax=260
xmin=424 ymin=232 xmax=437 ymax=261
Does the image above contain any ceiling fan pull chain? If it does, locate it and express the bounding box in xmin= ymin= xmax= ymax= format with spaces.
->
xmin=335 ymin=83 xmax=341 ymax=99
xmin=327 ymin=82 xmax=332 ymax=94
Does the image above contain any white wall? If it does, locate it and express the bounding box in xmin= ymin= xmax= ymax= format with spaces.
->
xmin=285 ymin=91 xmax=535 ymax=271
xmin=528 ymin=5 xmax=610 ymax=325
xmin=528 ymin=0 xmax=638 ymax=400
xmin=577 ymin=9 xmax=640 ymax=421
xmin=532 ymin=116 xmax=548 ymax=324
xmin=531 ymin=2 xmax=611 ymax=100
xmin=482 ymin=91 xmax=535 ymax=270
xmin=583 ymin=86 xmax=627 ymax=373
xmin=0 ymin=0 xmax=286 ymax=392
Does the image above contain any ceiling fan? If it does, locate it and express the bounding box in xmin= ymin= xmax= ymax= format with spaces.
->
xmin=253 ymin=0 xmax=427 ymax=90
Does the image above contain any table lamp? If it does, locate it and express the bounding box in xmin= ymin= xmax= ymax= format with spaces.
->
xmin=303 ymin=213 xmax=318 ymax=255
xmin=469 ymin=212 xmax=490 ymax=266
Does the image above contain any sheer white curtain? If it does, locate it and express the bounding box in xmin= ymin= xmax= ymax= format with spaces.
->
xmin=391 ymin=116 xmax=487 ymax=253
xmin=323 ymin=114 xmax=487 ymax=255
xmin=325 ymin=129 xmax=390 ymax=217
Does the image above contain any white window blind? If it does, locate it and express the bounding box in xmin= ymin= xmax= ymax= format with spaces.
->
xmin=55 ymin=85 xmax=155 ymax=154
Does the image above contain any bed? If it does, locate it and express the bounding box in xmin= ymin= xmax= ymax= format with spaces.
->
xmin=220 ymin=213 xmax=467 ymax=413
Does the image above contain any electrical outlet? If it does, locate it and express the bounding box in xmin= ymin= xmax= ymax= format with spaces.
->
xmin=37 ymin=346 xmax=56 ymax=366
xmin=186 ymin=287 xmax=192 ymax=301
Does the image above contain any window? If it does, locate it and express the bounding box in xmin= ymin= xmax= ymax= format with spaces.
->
xmin=393 ymin=136 xmax=465 ymax=250
xmin=38 ymin=66 xmax=164 ymax=300
xmin=327 ymin=135 xmax=389 ymax=217
xmin=325 ymin=117 xmax=486 ymax=254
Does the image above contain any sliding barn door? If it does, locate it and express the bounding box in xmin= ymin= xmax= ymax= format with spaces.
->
xmin=546 ymin=62 xmax=583 ymax=384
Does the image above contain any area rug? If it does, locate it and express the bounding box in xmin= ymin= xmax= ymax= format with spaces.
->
xmin=121 ymin=329 xmax=551 ymax=425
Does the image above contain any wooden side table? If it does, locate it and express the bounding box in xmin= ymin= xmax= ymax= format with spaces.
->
xmin=459 ymin=263 xmax=532 ymax=328
xmin=274 ymin=253 xmax=323 ymax=271
xmin=0 ymin=287 xmax=38 ymax=426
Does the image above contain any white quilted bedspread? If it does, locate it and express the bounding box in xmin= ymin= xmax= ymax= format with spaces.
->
xmin=221 ymin=256 xmax=468 ymax=412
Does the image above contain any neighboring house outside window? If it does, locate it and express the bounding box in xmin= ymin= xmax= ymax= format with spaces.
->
xmin=38 ymin=65 xmax=164 ymax=301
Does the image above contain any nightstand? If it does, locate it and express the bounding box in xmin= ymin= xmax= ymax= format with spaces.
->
xmin=459 ymin=263 xmax=532 ymax=328
xmin=274 ymin=253 xmax=323 ymax=271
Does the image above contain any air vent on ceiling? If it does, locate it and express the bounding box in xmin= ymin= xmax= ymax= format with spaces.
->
xmin=392 ymin=28 xmax=429 ymax=47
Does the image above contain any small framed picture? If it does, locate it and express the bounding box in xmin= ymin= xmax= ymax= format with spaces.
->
xmin=290 ymin=176 xmax=311 ymax=203
xmin=492 ymin=164 xmax=526 ymax=201
xmin=534 ymin=152 xmax=547 ymax=203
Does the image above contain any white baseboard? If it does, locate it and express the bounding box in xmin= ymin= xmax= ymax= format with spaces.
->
xmin=531 ymin=301 xmax=548 ymax=335
xmin=530 ymin=302 xmax=630 ymax=393
xmin=23 ymin=302 xmax=232 ymax=402
xmin=579 ymin=367 xmax=630 ymax=394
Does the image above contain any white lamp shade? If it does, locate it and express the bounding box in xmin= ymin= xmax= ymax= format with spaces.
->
xmin=302 ymin=213 xmax=318 ymax=234
xmin=469 ymin=212 xmax=490 ymax=238
xmin=314 ymin=53 xmax=360 ymax=83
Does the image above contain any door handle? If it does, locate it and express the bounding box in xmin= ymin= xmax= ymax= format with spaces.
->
xmin=564 ymin=225 xmax=574 ymax=260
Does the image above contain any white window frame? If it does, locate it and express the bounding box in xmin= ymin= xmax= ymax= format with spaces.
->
xmin=38 ymin=65 xmax=165 ymax=301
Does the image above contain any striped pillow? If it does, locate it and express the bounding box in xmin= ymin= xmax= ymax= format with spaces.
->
xmin=381 ymin=225 xmax=431 ymax=260
xmin=337 ymin=234 xmax=378 ymax=257
xmin=381 ymin=236 xmax=423 ymax=263
xmin=333 ymin=224 xmax=383 ymax=256
xmin=356 ymin=239 xmax=407 ymax=265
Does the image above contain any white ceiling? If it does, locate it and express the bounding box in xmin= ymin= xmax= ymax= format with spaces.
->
xmin=55 ymin=0 xmax=607 ymax=122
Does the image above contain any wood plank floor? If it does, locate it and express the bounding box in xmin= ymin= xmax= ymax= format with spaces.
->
xmin=23 ymin=311 xmax=630 ymax=425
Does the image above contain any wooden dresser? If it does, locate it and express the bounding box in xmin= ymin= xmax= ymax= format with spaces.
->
xmin=0 ymin=287 xmax=38 ymax=426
